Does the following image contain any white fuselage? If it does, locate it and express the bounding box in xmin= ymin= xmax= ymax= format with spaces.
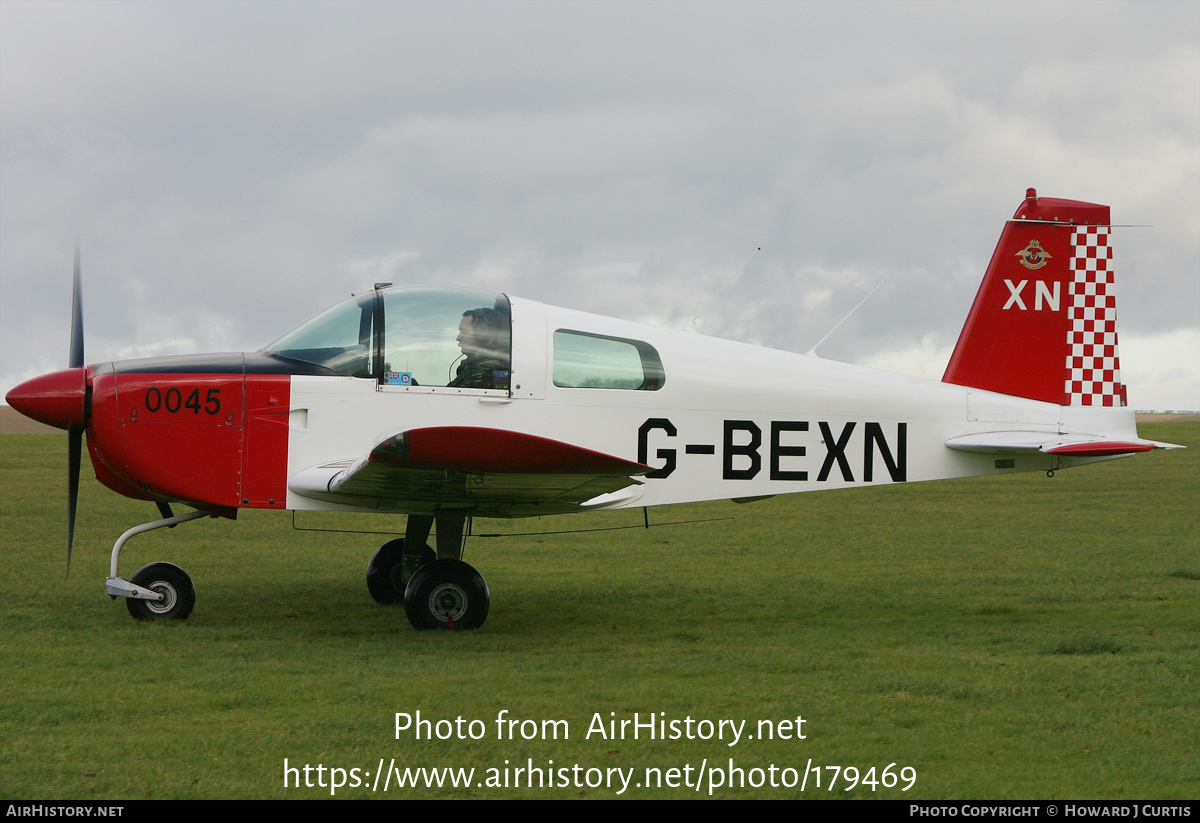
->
xmin=284 ymin=295 xmax=1135 ymax=514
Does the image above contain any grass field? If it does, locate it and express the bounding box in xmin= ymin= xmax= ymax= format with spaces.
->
xmin=1 ymin=424 xmax=1196 ymax=799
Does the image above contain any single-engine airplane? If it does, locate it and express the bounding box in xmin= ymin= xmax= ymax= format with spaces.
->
xmin=6 ymin=189 xmax=1182 ymax=630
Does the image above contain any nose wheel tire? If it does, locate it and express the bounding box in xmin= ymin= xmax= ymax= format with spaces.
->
xmin=367 ymin=538 xmax=436 ymax=604
xmin=404 ymin=559 xmax=489 ymax=630
xmin=125 ymin=562 xmax=195 ymax=621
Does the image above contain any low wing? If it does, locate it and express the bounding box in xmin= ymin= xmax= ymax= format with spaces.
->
xmin=289 ymin=426 xmax=650 ymax=516
xmin=946 ymin=431 xmax=1183 ymax=456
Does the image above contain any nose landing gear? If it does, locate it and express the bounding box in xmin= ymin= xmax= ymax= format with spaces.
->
xmin=104 ymin=508 xmax=211 ymax=621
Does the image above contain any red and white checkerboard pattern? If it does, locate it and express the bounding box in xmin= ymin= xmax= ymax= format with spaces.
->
xmin=1066 ymin=226 xmax=1125 ymax=406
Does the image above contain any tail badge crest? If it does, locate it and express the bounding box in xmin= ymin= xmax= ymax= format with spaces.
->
xmin=1016 ymin=240 xmax=1052 ymax=270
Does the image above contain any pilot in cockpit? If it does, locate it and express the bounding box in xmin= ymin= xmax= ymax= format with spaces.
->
xmin=449 ymin=308 xmax=511 ymax=389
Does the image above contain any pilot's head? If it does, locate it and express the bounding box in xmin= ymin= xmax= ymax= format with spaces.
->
xmin=457 ymin=308 xmax=508 ymax=359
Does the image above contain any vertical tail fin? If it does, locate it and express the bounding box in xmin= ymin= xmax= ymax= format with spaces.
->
xmin=942 ymin=188 xmax=1126 ymax=407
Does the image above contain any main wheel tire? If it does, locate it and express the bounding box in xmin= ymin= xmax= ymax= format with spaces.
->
xmin=367 ymin=539 xmax=435 ymax=604
xmin=404 ymin=559 xmax=489 ymax=630
xmin=125 ymin=562 xmax=195 ymax=621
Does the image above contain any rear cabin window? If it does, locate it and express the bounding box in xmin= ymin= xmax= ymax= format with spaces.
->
xmin=552 ymin=330 xmax=664 ymax=390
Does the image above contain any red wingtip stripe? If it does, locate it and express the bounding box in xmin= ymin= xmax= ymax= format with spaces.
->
xmin=1044 ymin=442 xmax=1155 ymax=456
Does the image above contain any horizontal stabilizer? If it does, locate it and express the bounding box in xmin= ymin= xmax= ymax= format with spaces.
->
xmin=946 ymin=431 xmax=1183 ymax=456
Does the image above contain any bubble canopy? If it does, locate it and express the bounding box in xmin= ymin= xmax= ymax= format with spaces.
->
xmin=263 ymin=285 xmax=511 ymax=386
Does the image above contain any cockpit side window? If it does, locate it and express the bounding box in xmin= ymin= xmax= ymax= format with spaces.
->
xmin=379 ymin=287 xmax=511 ymax=390
xmin=552 ymin=330 xmax=664 ymax=390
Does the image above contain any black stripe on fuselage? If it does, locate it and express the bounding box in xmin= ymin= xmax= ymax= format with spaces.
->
xmin=91 ymin=351 xmax=345 ymax=377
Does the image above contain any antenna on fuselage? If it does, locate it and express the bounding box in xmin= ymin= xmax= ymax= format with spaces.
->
xmin=684 ymin=247 xmax=761 ymax=333
xmin=805 ymin=278 xmax=887 ymax=357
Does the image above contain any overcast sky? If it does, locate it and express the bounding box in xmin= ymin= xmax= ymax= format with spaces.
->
xmin=2 ymin=0 xmax=1197 ymax=410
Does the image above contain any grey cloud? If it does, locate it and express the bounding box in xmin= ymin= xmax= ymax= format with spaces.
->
xmin=2 ymin=0 xmax=1196 ymax=408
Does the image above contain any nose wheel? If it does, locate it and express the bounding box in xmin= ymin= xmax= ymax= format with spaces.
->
xmin=125 ymin=562 xmax=195 ymax=620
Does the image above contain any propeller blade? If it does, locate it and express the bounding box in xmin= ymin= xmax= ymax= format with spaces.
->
xmin=67 ymin=423 xmax=82 ymax=573
xmin=70 ymin=248 xmax=84 ymax=369
xmin=66 ymin=249 xmax=85 ymax=573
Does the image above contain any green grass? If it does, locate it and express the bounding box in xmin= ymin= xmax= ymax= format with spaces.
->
xmin=1041 ymin=636 xmax=1123 ymax=655
xmin=1 ymin=424 xmax=1196 ymax=799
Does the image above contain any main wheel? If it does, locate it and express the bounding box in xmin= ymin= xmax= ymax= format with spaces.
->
xmin=404 ymin=559 xmax=489 ymax=630
xmin=367 ymin=538 xmax=435 ymax=604
xmin=125 ymin=562 xmax=195 ymax=621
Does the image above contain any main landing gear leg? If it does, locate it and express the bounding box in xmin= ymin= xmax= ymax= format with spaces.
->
xmin=403 ymin=512 xmax=490 ymax=630
xmin=365 ymin=515 xmax=436 ymax=604
xmin=404 ymin=515 xmax=436 ymax=580
xmin=434 ymin=512 xmax=467 ymax=560
xmin=104 ymin=509 xmax=211 ymax=621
